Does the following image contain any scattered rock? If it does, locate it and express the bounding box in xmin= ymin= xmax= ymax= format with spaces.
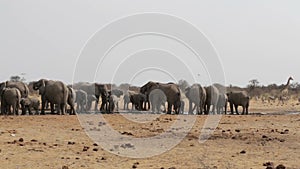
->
xmin=120 ymin=131 xmax=133 ymax=136
xmin=266 ymin=166 xmax=274 ymax=169
xmin=83 ymin=146 xmax=89 ymax=151
xmin=235 ymin=129 xmax=240 ymax=132
xmin=62 ymin=166 xmax=69 ymax=169
xmin=262 ymin=135 xmax=268 ymax=139
xmin=100 ymin=157 xmax=106 ymax=160
xmin=240 ymin=150 xmax=246 ymax=154
xmin=30 ymin=139 xmax=38 ymax=142
xmin=67 ymin=141 xmax=75 ymax=145
xmin=276 ymin=164 xmax=286 ymax=169
xmin=132 ymin=164 xmax=137 ymax=168
xmin=263 ymin=162 xmax=274 ymax=167
xmin=75 ymin=157 xmax=80 ymax=160
xmin=19 ymin=138 xmax=24 ymax=142
xmin=93 ymin=143 xmax=98 ymax=146
xmin=92 ymin=148 xmax=98 ymax=152
xmin=120 ymin=143 xmax=135 ymax=149
xmin=168 ymin=167 xmax=176 ymax=169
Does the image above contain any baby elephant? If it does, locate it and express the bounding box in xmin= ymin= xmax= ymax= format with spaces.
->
xmin=20 ymin=97 xmax=40 ymax=115
xmin=1 ymin=87 xmax=21 ymax=115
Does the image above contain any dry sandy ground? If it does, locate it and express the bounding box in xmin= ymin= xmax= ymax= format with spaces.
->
xmin=0 ymin=100 xmax=299 ymax=169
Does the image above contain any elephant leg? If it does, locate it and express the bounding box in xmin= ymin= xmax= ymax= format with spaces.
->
xmin=41 ymin=99 xmax=46 ymax=115
xmin=28 ymin=106 xmax=32 ymax=115
xmin=12 ymin=105 xmax=16 ymax=115
xmin=242 ymin=106 xmax=245 ymax=115
xmin=60 ymin=103 xmax=66 ymax=115
xmin=224 ymin=104 xmax=227 ymax=115
xmin=212 ymin=105 xmax=216 ymax=114
xmin=95 ymin=96 xmax=100 ymax=111
xmin=21 ymin=106 xmax=26 ymax=115
xmin=234 ymin=105 xmax=239 ymax=115
xmin=229 ymin=103 xmax=234 ymax=115
xmin=173 ymin=104 xmax=177 ymax=114
xmin=206 ymin=104 xmax=211 ymax=115
xmin=188 ymin=101 xmax=193 ymax=114
xmin=166 ymin=102 xmax=172 ymax=114
xmin=246 ymin=104 xmax=249 ymax=115
xmin=50 ymin=103 xmax=55 ymax=114
xmin=196 ymin=105 xmax=200 ymax=115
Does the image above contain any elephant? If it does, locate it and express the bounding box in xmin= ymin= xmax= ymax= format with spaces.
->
xmin=185 ymin=84 xmax=206 ymax=115
xmin=111 ymin=89 xmax=123 ymax=98
xmin=108 ymin=92 xmax=119 ymax=113
xmin=129 ymin=92 xmax=146 ymax=111
xmin=86 ymin=94 xmax=98 ymax=111
xmin=140 ymin=81 xmax=181 ymax=114
xmin=72 ymin=82 xmax=108 ymax=111
xmin=204 ymin=85 xmax=219 ymax=114
xmin=216 ymin=93 xmax=228 ymax=114
xmin=0 ymin=81 xmax=29 ymax=98
xmin=33 ymin=79 xmax=68 ymax=115
xmin=20 ymin=97 xmax=40 ymax=115
xmin=123 ymin=93 xmax=130 ymax=110
xmin=67 ymin=86 xmax=76 ymax=115
xmin=149 ymin=89 xmax=167 ymax=114
xmin=75 ymin=89 xmax=88 ymax=112
xmin=227 ymin=91 xmax=250 ymax=115
xmin=0 ymin=87 xmax=21 ymax=115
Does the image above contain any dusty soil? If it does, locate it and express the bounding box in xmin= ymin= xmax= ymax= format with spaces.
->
xmin=0 ymin=100 xmax=299 ymax=169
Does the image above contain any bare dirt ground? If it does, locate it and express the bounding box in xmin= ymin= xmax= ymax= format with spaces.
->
xmin=0 ymin=100 xmax=299 ymax=169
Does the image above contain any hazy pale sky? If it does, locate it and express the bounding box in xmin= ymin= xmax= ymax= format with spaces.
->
xmin=1 ymin=1 xmax=300 ymax=87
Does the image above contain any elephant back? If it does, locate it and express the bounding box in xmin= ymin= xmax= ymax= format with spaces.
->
xmin=5 ymin=81 xmax=29 ymax=98
xmin=185 ymin=84 xmax=201 ymax=103
xmin=44 ymin=81 xmax=68 ymax=104
xmin=227 ymin=91 xmax=249 ymax=105
xmin=1 ymin=87 xmax=21 ymax=104
xmin=205 ymin=85 xmax=219 ymax=105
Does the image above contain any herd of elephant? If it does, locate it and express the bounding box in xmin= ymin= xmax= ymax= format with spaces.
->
xmin=0 ymin=79 xmax=250 ymax=116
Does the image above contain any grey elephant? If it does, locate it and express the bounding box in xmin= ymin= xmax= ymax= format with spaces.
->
xmin=20 ymin=97 xmax=40 ymax=115
xmin=86 ymin=95 xmax=98 ymax=111
xmin=108 ymin=91 xmax=120 ymax=113
xmin=75 ymin=89 xmax=88 ymax=112
xmin=123 ymin=92 xmax=130 ymax=110
xmin=33 ymin=79 xmax=68 ymax=115
xmin=216 ymin=93 xmax=228 ymax=114
xmin=67 ymin=86 xmax=76 ymax=115
xmin=129 ymin=92 xmax=146 ymax=111
xmin=227 ymin=91 xmax=250 ymax=115
xmin=185 ymin=84 xmax=206 ymax=115
xmin=204 ymin=85 xmax=219 ymax=114
xmin=179 ymin=100 xmax=185 ymax=114
xmin=72 ymin=82 xmax=108 ymax=111
xmin=149 ymin=89 xmax=167 ymax=114
xmin=1 ymin=87 xmax=21 ymax=115
xmin=111 ymin=89 xmax=123 ymax=97
xmin=0 ymin=81 xmax=29 ymax=98
xmin=140 ymin=81 xmax=181 ymax=114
